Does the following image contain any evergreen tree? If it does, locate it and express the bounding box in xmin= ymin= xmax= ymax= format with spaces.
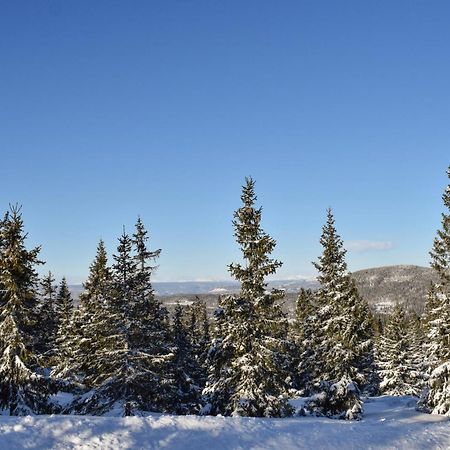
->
xmin=74 ymin=223 xmax=174 ymax=416
xmin=291 ymin=288 xmax=315 ymax=392
xmin=133 ymin=217 xmax=161 ymax=299
xmin=52 ymin=278 xmax=76 ymax=379
xmin=186 ymin=297 xmax=210 ymax=370
xmin=74 ymin=239 xmax=112 ymax=384
xmin=0 ymin=206 xmax=53 ymax=415
xmin=302 ymin=209 xmax=374 ymax=420
xmin=37 ymin=271 xmax=58 ymax=360
xmin=170 ymin=303 xmax=202 ymax=413
xmin=203 ymin=177 xmax=292 ymax=417
xmin=311 ymin=209 xmax=374 ymax=389
xmin=79 ymin=239 xmax=111 ymax=309
xmin=376 ymin=303 xmax=423 ymax=396
xmin=420 ymin=167 xmax=450 ymax=416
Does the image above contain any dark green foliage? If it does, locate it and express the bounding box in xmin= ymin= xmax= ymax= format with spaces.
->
xmin=73 ymin=220 xmax=175 ymax=416
xmin=52 ymin=278 xmax=76 ymax=381
xmin=420 ymin=167 xmax=450 ymax=416
xmin=429 ymin=168 xmax=450 ymax=284
xmin=185 ymin=297 xmax=210 ymax=385
xmin=304 ymin=376 xmax=363 ymax=420
xmin=74 ymin=239 xmax=112 ymax=384
xmin=203 ymin=178 xmax=292 ymax=418
xmin=290 ymin=209 xmax=375 ymax=419
xmin=0 ymin=206 xmax=54 ymax=415
xmin=310 ymin=210 xmax=374 ymax=391
xmin=187 ymin=297 xmax=210 ymax=352
xmin=170 ymin=303 xmax=202 ymax=413
xmin=376 ymin=303 xmax=423 ymax=396
xmin=79 ymin=239 xmax=111 ymax=309
xmin=37 ymin=271 xmax=58 ymax=359
xmin=291 ymin=288 xmax=315 ymax=392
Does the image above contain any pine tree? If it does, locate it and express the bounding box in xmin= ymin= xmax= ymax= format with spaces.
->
xmin=203 ymin=177 xmax=292 ymax=417
xmin=133 ymin=217 xmax=161 ymax=299
xmin=303 ymin=209 xmax=374 ymax=420
xmin=0 ymin=206 xmax=54 ymax=415
xmin=79 ymin=239 xmax=111 ymax=309
xmin=420 ymin=167 xmax=450 ymax=416
xmin=311 ymin=209 xmax=374 ymax=389
xmin=73 ymin=239 xmax=112 ymax=384
xmin=376 ymin=303 xmax=423 ymax=396
xmin=37 ymin=271 xmax=58 ymax=360
xmin=52 ymin=278 xmax=76 ymax=380
xmin=186 ymin=297 xmax=210 ymax=368
xmin=292 ymin=288 xmax=315 ymax=392
xmin=74 ymin=223 xmax=174 ymax=416
xmin=170 ymin=303 xmax=202 ymax=414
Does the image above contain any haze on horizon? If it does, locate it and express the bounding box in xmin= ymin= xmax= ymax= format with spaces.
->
xmin=1 ymin=1 xmax=449 ymax=284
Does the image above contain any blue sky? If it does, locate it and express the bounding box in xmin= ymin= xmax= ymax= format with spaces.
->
xmin=1 ymin=1 xmax=449 ymax=283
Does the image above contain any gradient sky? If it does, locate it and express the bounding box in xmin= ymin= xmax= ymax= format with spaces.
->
xmin=1 ymin=1 xmax=449 ymax=283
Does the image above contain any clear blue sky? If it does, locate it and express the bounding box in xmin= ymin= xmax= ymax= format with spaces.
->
xmin=1 ymin=1 xmax=449 ymax=283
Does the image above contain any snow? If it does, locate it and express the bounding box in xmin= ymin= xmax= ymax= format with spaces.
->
xmin=209 ymin=288 xmax=230 ymax=294
xmin=0 ymin=396 xmax=448 ymax=449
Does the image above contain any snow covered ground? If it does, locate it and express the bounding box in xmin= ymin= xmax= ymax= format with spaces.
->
xmin=0 ymin=396 xmax=448 ymax=449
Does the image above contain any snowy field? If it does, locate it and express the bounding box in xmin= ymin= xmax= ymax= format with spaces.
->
xmin=0 ymin=397 xmax=448 ymax=450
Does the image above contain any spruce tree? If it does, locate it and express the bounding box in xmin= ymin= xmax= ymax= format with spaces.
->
xmin=311 ymin=209 xmax=374 ymax=388
xmin=376 ymin=303 xmax=423 ymax=396
xmin=203 ymin=177 xmax=292 ymax=417
xmin=292 ymin=288 xmax=315 ymax=392
xmin=52 ymin=278 xmax=76 ymax=380
xmin=420 ymin=167 xmax=450 ymax=416
xmin=37 ymin=271 xmax=58 ymax=360
xmin=0 ymin=206 xmax=53 ymax=415
xmin=187 ymin=298 xmax=210 ymax=364
xmin=79 ymin=239 xmax=111 ymax=309
xmin=170 ymin=303 xmax=202 ymax=414
xmin=303 ymin=209 xmax=374 ymax=420
xmin=74 ymin=223 xmax=174 ymax=416
xmin=74 ymin=239 xmax=112 ymax=384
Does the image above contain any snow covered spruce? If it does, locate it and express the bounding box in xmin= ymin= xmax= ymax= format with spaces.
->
xmin=292 ymin=208 xmax=374 ymax=420
xmin=417 ymin=167 xmax=450 ymax=416
xmin=0 ymin=170 xmax=449 ymax=419
xmin=202 ymin=177 xmax=292 ymax=417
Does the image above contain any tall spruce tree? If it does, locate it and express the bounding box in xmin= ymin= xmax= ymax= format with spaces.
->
xmin=37 ymin=271 xmax=58 ymax=360
xmin=0 ymin=206 xmax=53 ymax=415
xmin=79 ymin=239 xmax=111 ymax=309
xmin=203 ymin=177 xmax=292 ymax=417
xmin=376 ymin=303 xmax=423 ymax=396
xmin=292 ymin=288 xmax=315 ymax=392
xmin=186 ymin=297 xmax=210 ymax=386
xmin=52 ymin=278 xmax=76 ymax=380
xmin=303 ymin=209 xmax=374 ymax=420
xmin=420 ymin=167 xmax=450 ymax=416
xmin=311 ymin=209 xmax=374 ymax=388
xmin=170 ymin=303 xmax=202 ymax=414
xmin=74 ymin=222 xmax=174 ymax=416
xmin=76 ymin=239 xmax=112 ymax=383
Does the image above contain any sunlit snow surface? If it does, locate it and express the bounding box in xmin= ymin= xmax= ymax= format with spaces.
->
xmin=0 ymin=396 xmax=448 ymax=449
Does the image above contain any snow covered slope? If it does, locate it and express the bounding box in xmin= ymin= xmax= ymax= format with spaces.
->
xmin=0 ymin=397 xmax=448 ymax=449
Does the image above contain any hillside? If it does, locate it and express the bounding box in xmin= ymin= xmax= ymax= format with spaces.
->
xmin=154 ymin=265 xmax=435 ymax=317
xmin=69 ymin=264 xmax=435 ymax=316
xmin=352 ymin=265 xmax=435 ymax=314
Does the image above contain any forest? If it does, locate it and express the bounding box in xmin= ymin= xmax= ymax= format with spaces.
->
xmin=0 ymin=169 xmax=449 ymax=420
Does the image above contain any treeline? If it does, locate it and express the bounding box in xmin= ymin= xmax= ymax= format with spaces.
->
xmin=0 ymin=170 xmax=449 ymax=418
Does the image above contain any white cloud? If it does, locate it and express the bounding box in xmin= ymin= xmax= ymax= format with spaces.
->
xmin=346 ymin=240 xmax=394 ymax=253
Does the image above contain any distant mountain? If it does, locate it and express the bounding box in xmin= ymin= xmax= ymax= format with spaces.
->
xmin=152 ymin=278 xmax=319 ymax=296
xmin=68 ymin=264 xmax=435 ymax=316
xmin=351 ymin=265 xmax=435 ymax=314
